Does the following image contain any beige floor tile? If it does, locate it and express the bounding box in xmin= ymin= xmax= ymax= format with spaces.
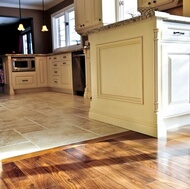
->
xmin=0 ymin=91 xmax=128 ymax=159
xmin=0 ymin=130 xmax=28 ymax=147
xmin=0 ymin=142 xmax=40 ymax=159
xmin=23 ymin=125 xmax=99 ymax=149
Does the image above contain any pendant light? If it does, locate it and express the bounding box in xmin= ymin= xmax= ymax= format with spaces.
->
xmin=17 ymin=0 xmax=25 ymax=31
xmin=41 ymin=0 xmax=48 ymax=32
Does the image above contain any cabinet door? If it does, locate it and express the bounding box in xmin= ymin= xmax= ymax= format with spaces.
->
xmin=75 ymin=0 xmax=103 ymax=33
xmin=12 ymin=72 xmax=37 ymax=89
xmin=35 ymin=57 xmax=48 ymax=87
xmin=138 ymin=0 xmax=173 ymax=8
xmin=74 ymin=0 xmax=92 ymax=31
xmin=91 ymin=0 xmax=102 ymax=27
xmin=161 ymin=43 xmax=190 ymax=117
xmin=60 ymin=60 xmax=73 ymax=90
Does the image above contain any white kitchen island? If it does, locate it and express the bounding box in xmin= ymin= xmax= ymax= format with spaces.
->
xmin=87 ymin=9 xmax=190 ymax=138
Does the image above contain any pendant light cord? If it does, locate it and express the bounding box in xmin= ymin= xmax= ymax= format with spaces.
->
xmin=42 ymin=0 xmax=45 ymax=23
xmin=19 ymin=0 xmax=21 ymax=19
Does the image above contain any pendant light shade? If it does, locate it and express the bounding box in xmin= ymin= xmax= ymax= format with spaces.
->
xmin=18 ymin=23 xmax=25 ymax=31
xmin=18 ymin=0 xmax=25 ymax=31
xmin=42 ymin=25 xmax=48 ymax=32
xmin=41 ymin=0 xmax=48 ymax=32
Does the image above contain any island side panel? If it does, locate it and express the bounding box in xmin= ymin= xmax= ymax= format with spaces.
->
xmin=89 ymin=18 xmax=159 ymax=137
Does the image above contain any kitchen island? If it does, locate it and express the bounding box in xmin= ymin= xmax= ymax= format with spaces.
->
xmin=87 ymin=8 xmax=190 ymax=138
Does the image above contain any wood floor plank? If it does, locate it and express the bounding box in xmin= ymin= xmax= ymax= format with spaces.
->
xmin=1 ymin=128 xmax=190 ymax=189
xmin=15 ymin=158 xmax=58 ymax=189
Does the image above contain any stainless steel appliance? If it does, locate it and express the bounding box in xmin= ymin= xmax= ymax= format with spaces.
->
xmin=12 ymin=57 xmax=35 ymax=72
xmin=72 ymin=51 xmax=86 ymax=96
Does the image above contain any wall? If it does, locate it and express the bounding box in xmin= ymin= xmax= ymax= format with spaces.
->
xmin=0 ymin=7 xmax=45 ymax=54
xmin=45 ymin=0 xmax=74 ymax=53
xmin=165 ymin=5 xmax=183 ymax=16
xmin=0 ymin=0 xmax=74 ymax=54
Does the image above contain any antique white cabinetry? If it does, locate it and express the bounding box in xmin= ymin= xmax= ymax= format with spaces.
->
xmin=74 ymin=0 xmax=116 ymax=34
xmin=160 ymin=21 xmax=190 ymax=125
xmin=12 ymin=72 xmax=37 ymax=89
xmin=138 ymin=0 xmax=182 ymax=10
xmin=12 ymin=56 xmax=48 ymax=90
xmin=48 ymin=56 xmax=60 ymax=88
xmin=88 ymin=12 xmax=190 ymax=138
xmin=47 ymin=53 xmax=73 ymax=94
xmin=35 ymin=56 xmax=48 ymax=87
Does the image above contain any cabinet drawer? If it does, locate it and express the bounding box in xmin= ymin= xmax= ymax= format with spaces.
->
xmin=12 ymin=74 xmax=37 ymax=89
xmin=16 ymin=77 xmax=33 ymax=84
xmin=162 ymin=22 xmax=190 ymax=41
xmin=60 ymin=60 xmax=71 ymax=66
xmin=51 ymin=56 xmax=60 ymax=61
xmin=51 ymin=77 xmax=60 ymax=87
xmin=51 ymin=62 xmax=60 ymax=68
xmin=60 ymin=53 xmax=71 ymax=60
xmin=51 ymin=68 xmax=60 ymax=76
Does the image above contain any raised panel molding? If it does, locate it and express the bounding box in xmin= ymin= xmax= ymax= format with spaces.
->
xmin=162 ymin=43 xmax=190 ymax=117
xmin=96 ymin=37 xmax=144 ymax=104
xmin=168 ymin=54 xmax=190 ymax=105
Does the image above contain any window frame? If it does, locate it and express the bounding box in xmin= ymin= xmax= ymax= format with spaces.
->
xmin=51 ymin=4 xmax=82 ymax=53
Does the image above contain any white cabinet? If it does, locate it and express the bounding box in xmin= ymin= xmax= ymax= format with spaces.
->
xmin=60 ymin=60 xmax=73 ymax=90
xmin=138 ymin=0 xmax=182 ymax=10
xmin=160 ymin=21 xmax=190 ymax=118
xmin=12 ymin=72 xmax=37 ymax=89
xmin=47 ymin=53 xmax=73 ymax=93
xmin=74 ymin=0 xmax=116 ymax=34
xmin=48 ymin=56 xmax=61 ymax=88
xmin=35 ymin=56 xmax=48 ymax=87
xmin=74 ymin=0 xmax=92 ymax=31
xmin=161 ymin=43 xmax=190 ymax=117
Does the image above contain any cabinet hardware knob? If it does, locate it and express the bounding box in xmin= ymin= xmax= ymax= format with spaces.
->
xmin=173 ymin=31 xmax=185 ymax=35
xmin=22 ymin=80 xmax=28 ymax=82
xmin=63 ymin=62 xmax=66 ymax=64
xmin=153 ymin=0 xmax=156 ymax=3
xmin=54 ymin=64 xmax=57 ymax=66
xmin=63 ymin=56 xmax=66 ymax=58
xmin=148 ymin=2 xmax=151 ymax=5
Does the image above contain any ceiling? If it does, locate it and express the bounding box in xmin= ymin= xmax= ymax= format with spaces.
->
xmin=0 ymin=0 xmax=65 ymax=25
xmin=0 ymin=0 xmax=65 ymax=10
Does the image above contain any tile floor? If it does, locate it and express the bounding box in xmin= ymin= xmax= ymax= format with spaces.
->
xmin=0 ymin=91 xmax=127 ymax=160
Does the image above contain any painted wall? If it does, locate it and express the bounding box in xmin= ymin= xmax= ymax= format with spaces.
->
xmin=0 ymin=7 xmax=45 ymax=54
xmin=0 ymin=0 xmax=73 ymax=54
xmin=45 ymin=0 xmax=74 ymax=53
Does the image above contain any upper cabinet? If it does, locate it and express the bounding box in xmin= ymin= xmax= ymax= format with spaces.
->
xmin=74 ymin=0 xmax=116 ymax=34
xmin=138 ymin=0 xmax=182 ymax=10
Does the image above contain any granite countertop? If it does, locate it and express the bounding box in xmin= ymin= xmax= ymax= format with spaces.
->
xmin=84 ymin=8 xmax=190 ymax=36
xmin=3 ymin=47 xmax=84 ymax=58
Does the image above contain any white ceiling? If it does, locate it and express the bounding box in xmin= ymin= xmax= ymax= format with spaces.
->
xmin=0 ymin=0 xmax=65 ymax=10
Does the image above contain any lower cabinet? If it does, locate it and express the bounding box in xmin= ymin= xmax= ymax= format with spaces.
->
xmin=5 ymin=53 xmax=73 ymax=94
xmin=35 ymin=56 xmax=48 ymax=87
xmin=47 ymin=53 xmax=73 ymax=94
xmin=12 ymin=72 xmax=37 ymax=89
xmin=60 ymin=60 xmax=73 ymax=89
xmin=161 ymin=43 xmax=190 ymax=117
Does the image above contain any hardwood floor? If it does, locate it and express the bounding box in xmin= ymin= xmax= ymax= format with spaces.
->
xmin=1 ymin=126 xmax=190 ymax=189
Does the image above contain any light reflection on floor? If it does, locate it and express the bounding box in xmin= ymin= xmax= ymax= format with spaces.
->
xmin=0 ymin=91 xmax=127 ymax=160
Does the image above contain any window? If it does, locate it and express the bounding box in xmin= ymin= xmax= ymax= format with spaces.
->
xmin=116 ymin=0 xmax=140 ymax=21
xmin=51 ymin=4 xmax=81 ymax=52
xmin=21 ymin=27 xmax=33 ymax=54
